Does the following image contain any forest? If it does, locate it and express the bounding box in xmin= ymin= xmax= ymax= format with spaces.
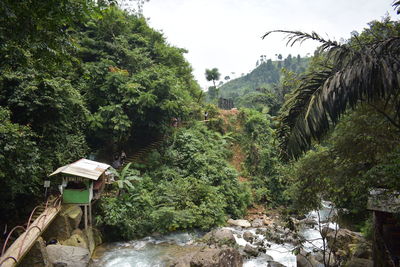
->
xmin=0 ymin=0 xmax=399 ymax=266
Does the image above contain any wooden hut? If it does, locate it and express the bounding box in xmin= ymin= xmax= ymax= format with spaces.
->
xmin=218 ymin=97 xmax=234 ymax=110
xmin=367 ymin=189 xmax=400 ymax=267
xmin=49 ymin=158 xmax=110 ymax=229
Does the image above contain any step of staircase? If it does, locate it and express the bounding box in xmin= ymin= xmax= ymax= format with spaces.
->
xmin=118 ymin=139 xmax=164 ymax=170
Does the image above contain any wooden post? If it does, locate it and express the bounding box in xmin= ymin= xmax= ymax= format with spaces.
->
xmin=84 ymin=205 xmax=88 ymax=230
xmin=88 ymin=203 xmax=92 ymax=226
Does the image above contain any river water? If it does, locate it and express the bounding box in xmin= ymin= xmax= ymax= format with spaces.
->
xmin=90 ymin=202 xmax=337 ymax=267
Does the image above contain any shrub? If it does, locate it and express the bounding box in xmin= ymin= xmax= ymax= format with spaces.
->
xmin=96 ymin=123 xmax=251 ymax=240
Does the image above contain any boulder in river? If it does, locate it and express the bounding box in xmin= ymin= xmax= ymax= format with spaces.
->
xmin=344 ymin=257 xmax=373 ymax=267
xmin=350 ymin=242 xmax=372 ymax=259
xmin=324 ymin=228 xmax=365 ymax=253
xmin=299 ymin=218 xmax=318 ymax=227
xmin=227 ymin=219 xmax=251 ymax=228
xmin=296 ymin=249 xmax=323 ymax=267
xmin=243 ymin=231 xmax=254 ymax=243
xmin=268 ymin=261 xmax=286 ymax=267
xmin=61 ymin=229 xmax=88 ymax=249
xmin=314 ymin=251 xmax=335 ymax=266
xmin=172 ymin=247 xmax=243 ymax=267
xmin=244 ymin=243 xmax=259 ymax=257
xmin=201 ymin=228 xmax=236 ymax=247
xmin=256 ymin=228 xmax=267 ymax=235
xmin=43 ymin=205 xmax=83 ymax=241
xmin=47 ymin=244 xmax=90 ymax=267
xmin=251 ymin=218 xmax=264 ymax=228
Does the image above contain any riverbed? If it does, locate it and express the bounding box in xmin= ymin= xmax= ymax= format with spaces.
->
xmin=90 ymin=202 xmax=337 ymax=267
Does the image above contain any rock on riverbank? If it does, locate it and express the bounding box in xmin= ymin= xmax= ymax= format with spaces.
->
xmin=19 ymin=204 xmax=102 ymax=267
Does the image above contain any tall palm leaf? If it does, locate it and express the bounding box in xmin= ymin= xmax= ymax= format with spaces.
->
xmin=263 ymin=19 xmax=400 ymax=159
xmin=109 ymin=163 xmax=141 ymax=195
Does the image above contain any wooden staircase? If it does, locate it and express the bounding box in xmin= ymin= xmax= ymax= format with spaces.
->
xmin=120 ymin=138 xmax=164 ymax=169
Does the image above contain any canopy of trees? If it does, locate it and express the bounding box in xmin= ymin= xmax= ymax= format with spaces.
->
xmin=268 ymin=5 xmax=400 ymax=228
xmin=0 ymin=1 xmax=201 ymax=222
xmin=2 ymin=0 xmax=399 ymax=247
xmin=265 ymin=16 xmax=400 ymax=159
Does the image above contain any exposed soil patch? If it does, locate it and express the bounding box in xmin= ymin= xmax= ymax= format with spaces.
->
xmin=230 ymin=143 xmax=245 ymax=172
xmin=218 ymin=109 xmax=249 ymax=183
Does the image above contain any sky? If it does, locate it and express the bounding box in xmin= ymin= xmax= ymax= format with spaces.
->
xmin=133 ymin=0 xmax=398 ymax=89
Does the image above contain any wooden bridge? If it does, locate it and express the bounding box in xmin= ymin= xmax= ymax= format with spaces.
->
xmin=0 ymin=196 xmax=62 ymax=267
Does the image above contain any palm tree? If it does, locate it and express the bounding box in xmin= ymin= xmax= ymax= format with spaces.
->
xmin=109 ymin=163 xmax=141 ymax=195
xmin=205 ymin=68 xmax=221 ymax=88
xmin=263 ymin=3 xmax=400 ymax=159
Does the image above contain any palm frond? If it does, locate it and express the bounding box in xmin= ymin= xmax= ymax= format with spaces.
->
xmin=394 ymin=1 xmax=400 ymax=14
xmin=125 ymin=175 xmax=141 ymax=182
xmin=124 ymin=180 xmax=134 ymax=189
xmin=270 ymin=30 xmax=400 ymax=159
xmin=120 ymin=162 xmax=132 ymax=178
xmin=262 ymin=30 xmax=341 ymax=52
xmin=117 ymin=180 xmax=124 ymax=189
xmin=109 ymin=167 xmax=120 ymax=179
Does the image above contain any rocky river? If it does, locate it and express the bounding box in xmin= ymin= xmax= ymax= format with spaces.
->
xmin=88 ymin=201 xmax=370 ymax=267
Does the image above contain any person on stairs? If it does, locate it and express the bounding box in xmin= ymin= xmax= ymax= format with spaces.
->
xmin=120 ymin=150 xmax=126 ymax=165
xmin=112 ymin=154 xmax=121 ymax=169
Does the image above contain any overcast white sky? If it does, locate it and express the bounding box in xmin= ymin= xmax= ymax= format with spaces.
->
xmin=137 ymin=1 xmax=397 ymax=89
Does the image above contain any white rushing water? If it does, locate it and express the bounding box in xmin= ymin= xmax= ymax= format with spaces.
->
xmin=91 ymin=202 xmax=338 ymax=267
xmin=90 ymin=232 xmax=202 ymax=267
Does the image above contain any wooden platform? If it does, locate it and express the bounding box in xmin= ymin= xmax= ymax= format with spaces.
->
xmin=0 ymin=204 xmax=61 ymax=267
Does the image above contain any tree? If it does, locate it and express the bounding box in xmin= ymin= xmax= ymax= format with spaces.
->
xmin=285 ymin=104 xmax=400 ymax=214
xmin=205 ymin=68 xmax=221 ymax=87
xmin=0 ymin=0 xmax=92 ymax=71
xmin=266 ymin=59 xmax=274 ymax=71
xmin=0 ymin=108 xmax=41 ymax=221
xmin=78 ymin=6 xmax=202 ymax=151
xmin=263 ymin=11 xmax=400 ymax=159
xmin=208 ymin=86 xmax=219 ymax=100
xmin=0 ymin=0 xmax=92 ymax=222
xmin=284 ymin=54 xmax=292 ymax=69
xmin=0 ymin=1 xmax=202 ymax=225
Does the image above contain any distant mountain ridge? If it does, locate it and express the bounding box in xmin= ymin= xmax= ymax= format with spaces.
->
xmin=219 ymin=55 xmax=310 ymax=101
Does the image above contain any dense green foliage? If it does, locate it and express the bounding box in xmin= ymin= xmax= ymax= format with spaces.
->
xmin=277 ymin=15 xmax=400 ymax=227
xmin=0 ymin=2 xmax=201 ymax=222
xmin=237 ymin=109 xmax=288 ymax=206
xmin=96 ymin=124 xmax=251 ymax=240
xmin=271 ymin=17 xmax=400 ymax=159
xmin=2 ymin=0 xmax=399 ymax=244
xmin=284 ymin=104 xmax=400 ymax=219
xmin=0 ymin=0 xmax=91 ymax=220
xmin=76 ymin=7 xmax=202 ymax=151
xmin=0 ymin=108 xmax=42 ymax=218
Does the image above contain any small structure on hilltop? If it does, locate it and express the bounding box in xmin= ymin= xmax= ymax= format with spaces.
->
xmin=367 ymin=189 xmax=400 ymax=267
xmin=218 ymin=97 xmax=234 ymax=110
xmin=49 ymin=158 xmax=110 ymax=229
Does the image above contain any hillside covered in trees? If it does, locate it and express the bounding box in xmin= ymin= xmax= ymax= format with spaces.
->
xmin=0 ymin=1 xmax=202 ymax=223
xmin=213 ymin=55 xmax=309 ymax=113
xmin=1 ymin=1 xmax=400 ymax=266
